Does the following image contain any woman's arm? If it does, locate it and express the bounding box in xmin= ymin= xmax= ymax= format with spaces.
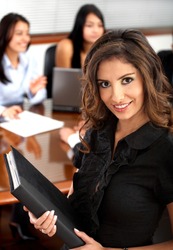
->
xmin=29 ymin=76 xmax=47 ymax=96
xmin=55 ymin=38 xmax=73 ymax=68
xmin=23 ymin=51 xmax=48 ymax=104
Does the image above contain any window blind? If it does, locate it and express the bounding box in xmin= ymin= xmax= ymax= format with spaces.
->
xmin=0 ymin=0 xmax=172 ymax=34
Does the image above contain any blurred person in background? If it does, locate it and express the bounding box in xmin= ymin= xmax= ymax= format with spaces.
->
xmin=57 ymin=4 xmax=105 ymax=155
xmin=0 ymin=13 xmax=47 ymax=120
xmin=0 ymin=12 xmax=47 ymax=240
xmin=56 ymin=4 xmax=105 ymax=68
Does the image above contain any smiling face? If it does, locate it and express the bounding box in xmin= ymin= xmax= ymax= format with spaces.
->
xmin=97 ymin=57 xmax=146 ymax=123
xmin=7 ymin=21 xmax=30 ymax=54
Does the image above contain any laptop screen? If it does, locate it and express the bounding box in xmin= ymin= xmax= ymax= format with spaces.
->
xmin=52 ymin=67 xmax=82 ymax=112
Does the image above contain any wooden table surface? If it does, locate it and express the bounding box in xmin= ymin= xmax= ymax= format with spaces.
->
xmin=0 ymin=99 xmax=82 ymax=205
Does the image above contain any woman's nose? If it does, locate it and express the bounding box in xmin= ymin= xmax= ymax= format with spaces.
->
xmin=22 ymin=34 xmax=30 ymax=42
xmin=93 ymin=25 xmax=101 ymax=33
xmin=111 ymin=85 xmax=124 ymax=102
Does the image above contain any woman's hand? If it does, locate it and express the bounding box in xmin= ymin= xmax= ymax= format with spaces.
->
xmin=30 ymin=75 xmax=47 ymax=95
xmin=73 ymin=120 xmax=85 ymax=133
xmin=59 ymin=127 xmax=76 ymax=144
xmin=72 ymin=229 xmax=104 ymax=250
xmin=59 ymin=120 xmax=86 ymax=144
xmin=24 ymin=206 xmax=104 ymax=248
xmin=1 ymin=105 xmax=22 ymax=119
xmin=23 ymin=206 xmax=57 ymax=237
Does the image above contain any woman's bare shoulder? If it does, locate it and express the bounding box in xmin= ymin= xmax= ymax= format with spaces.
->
xmin=58 ymin=38 xmax=73 ymax=51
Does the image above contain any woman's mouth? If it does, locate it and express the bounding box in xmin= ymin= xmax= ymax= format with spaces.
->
xmin=112 ymin=101 xmax=132 ymax=112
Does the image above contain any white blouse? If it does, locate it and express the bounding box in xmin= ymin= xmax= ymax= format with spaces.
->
xmin=0 ymin=50 xmax=47 ymax=114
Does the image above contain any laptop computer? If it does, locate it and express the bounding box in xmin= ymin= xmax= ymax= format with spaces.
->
xmin=52 ymin=67 xmax=82 ymax=112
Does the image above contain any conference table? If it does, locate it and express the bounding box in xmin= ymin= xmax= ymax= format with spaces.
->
xmin=0 ymin=99 xmax=82 ymax=205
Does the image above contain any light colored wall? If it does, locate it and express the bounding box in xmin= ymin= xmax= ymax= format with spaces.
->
xmin=147 ymin=34 xmax=172 ymax=52
xmin=29 ymin=34 xmax=173 ymax=75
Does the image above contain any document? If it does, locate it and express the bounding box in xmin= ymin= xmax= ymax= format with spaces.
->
xmin=4 ymin=146 xmax=84 ymax=248
xmin=0 ymin=111 xmax=64 ymax=137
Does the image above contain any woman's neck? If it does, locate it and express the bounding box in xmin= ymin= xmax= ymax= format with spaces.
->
xmin=116 ymin=113 xmax=150 ymax=138
xmin=5 ymin=48 xmax=19 ymax=68
xmin=82 ymin=41 xmax=92 ymax=53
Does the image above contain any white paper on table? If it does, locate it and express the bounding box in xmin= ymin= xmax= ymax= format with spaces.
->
xmin=0 ymin=111 xmax=64 ymax=137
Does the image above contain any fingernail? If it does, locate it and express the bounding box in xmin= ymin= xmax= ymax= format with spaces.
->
xmin=53 ymin=225 xmax=57 ymax=232
xmin=50 ymin=210 xmax=55 ymax=216
xmin=74 ymin=228 xmax=79 ymax=232
xmin=45 ymin=211 xmax=50 ymax=217
xmin=54 ymin=215 xmax=57 ymax=222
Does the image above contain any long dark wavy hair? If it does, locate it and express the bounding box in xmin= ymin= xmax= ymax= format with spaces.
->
xmin=68 ymin=4 xmax=105 ymax=68
xmin=81 ymin=29 xmax=173 ymax=137
xmin=0 ymin=13 xmax=30 ymax=84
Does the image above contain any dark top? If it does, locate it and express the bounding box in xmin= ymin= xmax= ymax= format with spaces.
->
xmin=69 ymin=116 xmax=173 ymax=248
xmin=67 ymin=37 xmax=81 ymax=68
xmin=71 ymin=43 xmax=81 ymax=69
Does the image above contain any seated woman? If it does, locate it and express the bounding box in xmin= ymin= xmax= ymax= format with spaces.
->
xmin=0 ymin=12 xmax=47 ymax=240
xmin=57 ymin=4 xmax=105 ymax=151
xmin=55 ymin=4 xmax=105 ymax=68
xmin=0 ymin=13 xmax=47 ymax=119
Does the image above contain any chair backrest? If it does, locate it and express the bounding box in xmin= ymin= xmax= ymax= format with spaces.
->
xmin=157 ymin=50 xmax=173 ymax=85
xmin=44 ymin=44 xmax=57 ymax=98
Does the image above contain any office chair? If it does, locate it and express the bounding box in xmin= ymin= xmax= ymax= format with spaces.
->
xmin=157 ymin=50 xmax=173 ymax=86
xmin=44 ymin=44 xmax=57 ymax=98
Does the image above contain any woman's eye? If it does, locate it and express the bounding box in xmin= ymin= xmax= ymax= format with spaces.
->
xmin=122 ymin=77 xmax=133 ymax=84
xmin=85 ymin=24 xmax=93 ymax=28
xmin=98 ymin=81 xmax=110 ymax=88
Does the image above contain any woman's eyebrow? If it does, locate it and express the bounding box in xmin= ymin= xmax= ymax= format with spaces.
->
xmin=117 ymin=72 xmax=135 ymax=81
xmin=96 ymin=78 xmax=106 ymax=81
xmin=97 ymin=73 xmax=135 ymax=82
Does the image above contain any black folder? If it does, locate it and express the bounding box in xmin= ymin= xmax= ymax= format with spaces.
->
xmin=4 ymin=146 xmax=84 ymax=248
